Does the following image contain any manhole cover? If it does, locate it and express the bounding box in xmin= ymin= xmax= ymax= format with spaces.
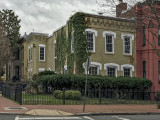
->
xmin=3 ymin=107 xmax=27 ymax=110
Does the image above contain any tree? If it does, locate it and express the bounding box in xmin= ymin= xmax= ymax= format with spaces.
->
xmin=0 ymin=9 xmax=21 ymax=55
xmin=0 ymin=20 xmax=12 ymax=79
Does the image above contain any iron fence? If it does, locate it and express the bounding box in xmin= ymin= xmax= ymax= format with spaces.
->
xmin=2 ymin=85 xmax=160 ymax=105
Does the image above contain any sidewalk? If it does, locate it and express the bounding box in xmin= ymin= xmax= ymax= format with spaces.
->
xmin=0 ymin=96 xmax=160 ymax=116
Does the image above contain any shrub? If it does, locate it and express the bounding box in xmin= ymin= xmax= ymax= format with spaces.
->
xmin=53 ymin=90 xmax=63 ymax=99
xmin=65 ymin=90 xmax=81 ymax=100
xmin=38 ymin=70 xmax=56 ymax=76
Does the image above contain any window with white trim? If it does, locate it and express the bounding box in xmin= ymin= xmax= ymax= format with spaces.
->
xmin=54 ymin=41 xmax=57 ymax=72
xmin=28 ymin=47 xmax=30 ymax=62
xmin=121 ymin=33 xmax=134 ymax=55
xmin=121 ymin=64 xmax=134 ymax=77
xmin=71 ymin=32 xmax=74 ymax=52
xmin=85 ymin=29 xmax=97 ymax=52
xmin=83 ymin=62 xmax=102 ymax=75
xmin=106 ymin=35 xmax=113 ymax=53
xmin=103 ymin=31 xmax=116 ymax=54
xmin=124 ymin=37 xmax=131 ymax=54
xmin=39 ymin=44 xmax=45 ymax=61
xmin=104 ymin=63 xmax=120 ymax=77
xmin=30 ymin=45 xmax=32 ymax=61
xmin=38 ymin=68 xmax=45 ymax=72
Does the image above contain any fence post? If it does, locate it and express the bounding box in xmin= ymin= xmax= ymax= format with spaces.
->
xmin=62 ymin=88 xmax=65 ymax=105
xmin=99 ymin=87 xmax=101 ymax=104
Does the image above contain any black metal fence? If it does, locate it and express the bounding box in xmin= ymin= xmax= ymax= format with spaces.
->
xmin=2 ymin=85 xmax=160 ymax=105
xmin=2 ymin=84 xmax=22 ymax=104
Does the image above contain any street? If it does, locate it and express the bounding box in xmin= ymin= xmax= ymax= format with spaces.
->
xmin=0 ymin=114 xmax=160 ymax=120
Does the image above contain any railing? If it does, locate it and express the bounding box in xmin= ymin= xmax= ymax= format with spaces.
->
xmin=2 ymin=85 xmax=160 ymax=105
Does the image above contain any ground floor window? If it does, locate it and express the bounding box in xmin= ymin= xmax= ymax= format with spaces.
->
xmin=107 ymin=67 xmax=116 ymax=77
xmin=123 ymin=68 xmax=131 ymax=77
xmin=89 ymin=66 xmax=98 ymax=75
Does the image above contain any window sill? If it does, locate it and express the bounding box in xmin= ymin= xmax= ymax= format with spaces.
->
xmin=39 ymin=60 xmax=45 ymax=62
xmin=105 ymin=52 xmax=114 ymax=55
xmin=123 ymin=53 xmax=132 ymax=56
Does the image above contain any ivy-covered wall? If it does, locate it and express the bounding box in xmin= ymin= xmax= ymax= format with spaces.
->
xmin=56 ymin=12 xmax=90 ymax=74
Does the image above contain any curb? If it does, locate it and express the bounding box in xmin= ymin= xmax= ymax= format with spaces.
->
xmin=76 ymin=112 xmax=160 ymax=116
xmin=0 ymin=112 xmax=25 ymax=116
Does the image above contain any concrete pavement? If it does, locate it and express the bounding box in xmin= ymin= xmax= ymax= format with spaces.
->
xmin=1 ymin=96 xmax=160 ymax=116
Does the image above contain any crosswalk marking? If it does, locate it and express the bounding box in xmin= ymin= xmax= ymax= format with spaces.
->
xmin=15 ymin=116 xmax=82 ymax=120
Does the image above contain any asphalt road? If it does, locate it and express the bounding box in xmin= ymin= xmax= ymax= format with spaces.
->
xmin=0 ymin=114 xmax=160 ymax=120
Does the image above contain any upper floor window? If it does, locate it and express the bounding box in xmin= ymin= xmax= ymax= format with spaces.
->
xmin=158 ymin=61 xmax=160 ymax=84
xmin=28 ymin=45 xmax=33 ymax=62
xmin=71 ymin=31 xmax=74 ymax=53
xmin=143 ymin=26 xmax=146 ymax=46
xmin=103 ymin=31 xmax=116 ymax=54
xmin=121 ymin=64 xmax=134 ymax=77
xmin=39 ymin=44 xmax=46 ymax=61
xmin=85 ymin=29 xmax=97 ymax=52
xmin=54 ymin=40 xmax=57 ymax=72
xmin=143 ymin=61 xmax=146 ymax=78
xmin=158 ymin=26 xmax=160 ymax=46
xmin=104 ymin=63 xmax=120 ymax=77
xmin=121 ymin=33 xmax=134 ymax=55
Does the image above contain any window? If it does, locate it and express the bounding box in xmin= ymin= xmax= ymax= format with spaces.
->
xmin=158 ymin=26 xmax=160 ymax=46
xmin=39 ymin=44 xmax=46 ymax=61
xmin=54 ymin=41 xmax=57 ymax=72
xmin=31 ymin=45 xmax=32 ymax=61
xmin=143 ymin=61 xmax=146 ymax=78
xmin=123 ymin=68 xmax=131 ymax=77
xmin=158 ymin=61 xmax=160 ymax=83
xmin=86 ymin=32 xmax=94 ymax=51
xmin=104 ymin=63 xmax=120 ymax=77
xmin=107 ymin=67 xmax=115 ymax=76
xmin=89 ymin=66 xmax=98 ymax=75
xmin=71 ymin=32 xmax=74 ymax=52
xmin=103 ymin=31 xmax=116 ymax=54
xmin=28 ymin=47 xmax=30 ymax=62
xmin=106 ymin=35 xmax=113 ymax=53
xmin=85 ymin=29 xmax=97 ymax=52
xmin=83 ymin=62 xmax=102 ymax=75
xmin=143 ymin=26 xmax=146 ymax=46
xmin=121 ymin=64 xmax=134 ymax=77
xmin=121 ymin=33 xmax=134 ymax=55
xmin=64 ymin=65 xmax=67 ymax=74
xmin=124 ymin=37 xmax=131 ymax=54
xmin=38 ymin=68 xmax=45 ymax=72
xmin=15 ymin=66 xmax=19 ymax=80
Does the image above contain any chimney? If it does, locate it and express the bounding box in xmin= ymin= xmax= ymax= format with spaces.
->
xmin=116 ymin=0 xmax=127 ymax=17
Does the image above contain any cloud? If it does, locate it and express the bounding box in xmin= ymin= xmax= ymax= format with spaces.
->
xmin=0 ymin=0 xmax=98 ymax=35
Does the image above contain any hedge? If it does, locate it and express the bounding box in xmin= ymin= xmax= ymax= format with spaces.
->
xmin=38 ymin=74 xmax=152 ymax=90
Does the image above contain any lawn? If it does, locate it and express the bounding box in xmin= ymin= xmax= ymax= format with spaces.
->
xmin=22 ymin=93 xmax=158 ymax=105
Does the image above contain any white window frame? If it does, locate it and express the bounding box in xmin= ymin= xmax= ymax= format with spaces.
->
xmin=38 ymin=68 xmax=45 ymax=72
xmin=103 ymin=31 xmax=116 ymax=54
xmin=30 ymin=45 xmax=33 ymax=61
xmin=28 ymin=46 xmax=30 ymax=62
xmin=104 ymin=63 xmax=120 ymax=77
xmin=121 ymin=64 xmax=134 ymax=77
xmin=54 ymin=40 xmax=57 ymax=72
xmin=83 ymin=62 xmax=102 ymax=75
xmin=39 ymin=44 xmax=46 ymax=62
xmin=121 ymin=33 xmax=134 ymax=55
xmin=85 ymin=29 xmax=97 ymax=53
xmin=71 ymin=31 xmax=74 ymax=53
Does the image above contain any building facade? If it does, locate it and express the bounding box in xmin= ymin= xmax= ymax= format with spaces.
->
xmin=23 ymin=13 xmax=136 ymax=78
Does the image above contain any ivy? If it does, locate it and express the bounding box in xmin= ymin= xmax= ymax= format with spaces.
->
xmin=56 ymin=27 xmax=66 ymax=73
xmin=56 ymin=12 xmax=90 ymax=74
xmin=68 ymin=12 xmax=90 ymax=74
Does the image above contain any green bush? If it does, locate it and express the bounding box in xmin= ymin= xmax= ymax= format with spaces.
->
xmin=38 ymin=70 xmax=56 ymax=76
xmin=53 ymin=90 xmax=63 ymax=99
xmin=38 ymin=74 xmax=152 ymax=90
xmin=65 ymin=90 xmax=81 ymax=100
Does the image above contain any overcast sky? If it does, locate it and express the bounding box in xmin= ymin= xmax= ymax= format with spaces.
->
xmin=0 ymin=0 xmax=142 ymax=36
xmin=0 ymin=0 xmax=101 ymax=36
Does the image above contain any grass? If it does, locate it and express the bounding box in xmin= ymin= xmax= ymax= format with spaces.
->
xmin=22 ymin=93 xmax=158 ymax=105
